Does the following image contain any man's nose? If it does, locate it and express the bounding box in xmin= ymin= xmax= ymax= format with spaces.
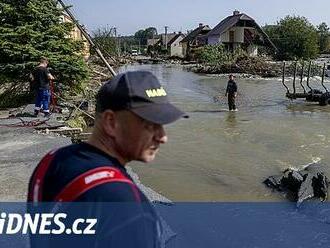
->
xmin=155 ymin=125 xmax=168 ymax=144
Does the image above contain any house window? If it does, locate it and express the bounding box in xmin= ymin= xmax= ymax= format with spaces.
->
xmin=229 ymin=31 xmax=235 ymax=43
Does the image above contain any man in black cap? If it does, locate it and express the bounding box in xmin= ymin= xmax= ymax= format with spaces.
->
xmin=28 ymin=71 xmax=187 ymax=247
xmin=225 ymin=74 xmax=238 ymax=111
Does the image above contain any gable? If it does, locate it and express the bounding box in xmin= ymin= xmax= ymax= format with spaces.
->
xmin=181 ymin=25 xmax=211 ymax=43
xmin=207 ymin=12 xmax=277 ymax=50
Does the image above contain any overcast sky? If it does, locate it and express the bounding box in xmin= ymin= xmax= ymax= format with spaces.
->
xmin=64 ymin=0 xmax=330 ymax=35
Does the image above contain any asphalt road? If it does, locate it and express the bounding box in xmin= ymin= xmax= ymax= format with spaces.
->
xmin=0 ymin=125 xmax=70 ymax=200
xmin=0 ymin=109 xmax=170 ymax=203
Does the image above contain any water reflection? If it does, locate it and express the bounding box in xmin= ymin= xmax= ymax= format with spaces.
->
xmin=225 ymin=112 xmax=237 ymax=128
xmin=287 ymin=102 xmax=330 ymax=114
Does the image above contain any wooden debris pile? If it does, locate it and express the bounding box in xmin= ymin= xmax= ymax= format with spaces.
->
xmin=264 ymin=167 xmax=328 ymax=207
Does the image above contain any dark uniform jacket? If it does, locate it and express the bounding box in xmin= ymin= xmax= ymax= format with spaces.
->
xmin=28 ymin=143 xmax=176 ymax=248
xmin=226 ymin=80 xmax=237 ymax=95
xmin=32 ymin=66 xmax=50 ymax=90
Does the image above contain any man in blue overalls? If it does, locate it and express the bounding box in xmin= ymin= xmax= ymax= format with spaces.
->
xmin=30 ymin=57 xmax=54 ymax=117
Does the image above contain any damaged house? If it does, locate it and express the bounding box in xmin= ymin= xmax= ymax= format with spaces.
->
xmin=180 ymin=23 xmax=211 ymax=58
xmin=206 ymin=10 xmax=276 ymax=56
xmin=147 ymin=32 xmax=186 ymax=57
xmin=167 ymin=32 xmax=185 ymax=58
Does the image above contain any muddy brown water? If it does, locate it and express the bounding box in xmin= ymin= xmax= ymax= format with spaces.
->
xmin=117 ymin=64 xmax=330 ymax=201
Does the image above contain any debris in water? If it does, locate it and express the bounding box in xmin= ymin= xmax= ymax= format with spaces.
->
xmin=263 ymin=167 xmax=328 ymax=207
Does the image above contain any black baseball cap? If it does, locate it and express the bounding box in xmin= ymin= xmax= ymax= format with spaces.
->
xmin=96 ymin=71 xmax=188 ymax=125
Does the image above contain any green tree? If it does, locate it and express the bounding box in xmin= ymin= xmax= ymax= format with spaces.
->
xmin=92 ymin=26 xmax=117 ymax=56
xmin=134 ymin=27 xmax=158 ymax=45
xmin=194 ymin=44 xmax=246 ymax=65
xmin=0 ymin=0 xmax=89 ymax=86
xmin=317 ymin=22 xmax=330 ymax=53
xmin=266 ymin=16 xmax=319 ymax=60
xmin=134 ymin=29 xmax=146 ymax=45
xmin=145 ymin=27 xmax=157 ymax=39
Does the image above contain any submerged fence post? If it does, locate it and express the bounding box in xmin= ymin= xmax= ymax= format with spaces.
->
xmin=306 ymin=61 xmax=312 ymax=92
xmin=321 ymin=63 xmax=328 ymax=93
xmin=293 ymin=61 xmax=297 ymax=95
xmin=282 ymin=62 xmax=290 ymax=94
xmin=299 ymin=61 xmax=306 ymax=93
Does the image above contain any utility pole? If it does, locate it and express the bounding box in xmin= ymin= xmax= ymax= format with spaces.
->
xmin=117 ymin=34 xmax=121 ymax=57
xmin=164 ymin=26 xmax=168 ymax=50
xmin=113 ymin=27 xmax=120 ymax=57
xmin=113 ymin=27 xmax=117 ymax=56
xmin=138 ymin=39 xmax=141 ymax=54
xmin=113 ymin=27 xmax=117 ymax=37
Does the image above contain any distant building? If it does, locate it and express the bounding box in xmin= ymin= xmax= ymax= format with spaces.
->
xmin=159 ymin=33 xmax=177 ymax=48
xmin=147 ymin=38 xmax=160 ymax=47
xmin=60 ymin=13 xmax=90 ymax=59
xmin=147 ymin=32 xmax=182 ymax=56
xmin=206 ymin=10 xmax=276 ymax=56
xmin=167 ymin=33 xmax=185 ymax=58
xmin=180 ymin=23 xmax=211 ymax=58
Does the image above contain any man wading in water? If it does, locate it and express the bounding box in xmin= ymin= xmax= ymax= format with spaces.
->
xmin=225 ymin=74 xmax=238 ymax=111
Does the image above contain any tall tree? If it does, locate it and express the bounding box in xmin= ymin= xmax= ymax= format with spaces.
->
xmin=145 ymin=27 xmax=158 ymax=39
xmin=265 ymin=16 xmax=319 ymax=60
xmin=134 ymin=27 xmax=158 ymax=45
xmin=0 ymin=0 xmax=89 ymax=86
xmin=92 ymin=26 xmax=117 ymax=56
xmin=134 ymin=29 xmax=146 ymax=45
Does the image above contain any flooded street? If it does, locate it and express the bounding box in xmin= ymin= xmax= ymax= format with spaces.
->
xmin=120 ymin=64 xmax=330 ymax=201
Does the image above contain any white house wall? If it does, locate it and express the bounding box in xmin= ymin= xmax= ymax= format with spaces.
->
xmin=220 ymin=27 xmax=245 ymax=43
xmin=235 ymin=27 xmax=245 ymax=43
xmin=170 ymin=36 xmax=184 ymax=57
xmin=220 ymin=32 xmax=228 ymax=43
xmin=171 ymin=45 xmax=184 ymax=57
xmin=182 ymin=43 xmax=188 ymax=56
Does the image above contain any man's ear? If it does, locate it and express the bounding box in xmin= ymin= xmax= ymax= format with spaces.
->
xmin=100 ymin=110 xmax=117 ymax=137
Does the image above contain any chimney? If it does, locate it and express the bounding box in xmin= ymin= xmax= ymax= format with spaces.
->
xmin=233 ymin=10 xmax=240 ymax=16
xmin=199 ymin=23 xmax=203 ymax=28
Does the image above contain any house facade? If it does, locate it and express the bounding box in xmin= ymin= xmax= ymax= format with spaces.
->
xmin=206 ymin=11 xmax=276 ymax=56
xmin=147 ymin=38 xmax=160 ymax=47
xmin=168 ymin=33 xmax=185 ymax=57
xmin=61 ymin=13 xmax=90 ymax=59
xmin=147 ymin=33 xmax=184 ymax=57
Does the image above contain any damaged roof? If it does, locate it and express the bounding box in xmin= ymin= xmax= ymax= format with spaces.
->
xmin=181 ymin=24 xmax=211 ymax=43
xmin=167 ymin=33 xmax=185 ymax=46
xmin=207 ymin=13 xmax=253 ymax=37
xmin=207 ymin=12 xmax=277 ymax=50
